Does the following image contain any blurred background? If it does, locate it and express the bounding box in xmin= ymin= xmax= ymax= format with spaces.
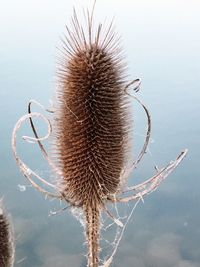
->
xmin=0 ymin=0 xmax=200 ymax=266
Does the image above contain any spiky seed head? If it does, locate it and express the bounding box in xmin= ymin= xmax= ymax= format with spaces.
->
xmin=0 ymin=201 xmax=14 ymax=267
xmin=52 ymin=10 xmax=130 ymax=208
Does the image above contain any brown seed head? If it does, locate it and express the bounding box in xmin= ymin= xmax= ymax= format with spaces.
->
xmin=0 ymin=201 xmax=14 ymax=267
xmin=52 ymin=10 xmax=130 ymax=208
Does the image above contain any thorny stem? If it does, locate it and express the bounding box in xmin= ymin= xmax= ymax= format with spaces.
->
xmin=85 ymin=203 xmax=100 ymax=267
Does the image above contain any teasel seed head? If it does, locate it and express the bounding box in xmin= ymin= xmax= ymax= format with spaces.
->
xmin=0 ymin=200 xmax=15 ymax=267
xmin=52 ymin=9 xmax=130 ymax=209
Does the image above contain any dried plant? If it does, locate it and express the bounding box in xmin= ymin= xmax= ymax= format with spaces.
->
xmin=12 ymin=3 xmax=187 ymax=267
xmin=0 ymin=200 xmax=15 ymax=267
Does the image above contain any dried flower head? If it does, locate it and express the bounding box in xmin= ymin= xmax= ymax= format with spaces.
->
xmin=0 ymin=200 xmax=15 ymax=267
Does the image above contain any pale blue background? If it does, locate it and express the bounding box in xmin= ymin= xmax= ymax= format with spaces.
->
xmin=0 ymin=1 xmax=200 ymax=266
